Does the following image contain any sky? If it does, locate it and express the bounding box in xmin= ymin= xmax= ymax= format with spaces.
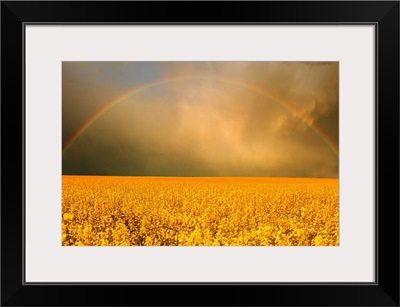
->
xmin=62 ymin=62 xmax=338 ymax=178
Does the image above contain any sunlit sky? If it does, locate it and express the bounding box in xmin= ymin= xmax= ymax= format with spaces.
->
xmin=62 ymin=62 xmax=338 ymax=177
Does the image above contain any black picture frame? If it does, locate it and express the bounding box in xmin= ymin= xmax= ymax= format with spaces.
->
xmin=1 ymin=1 xmax=399 ymax=306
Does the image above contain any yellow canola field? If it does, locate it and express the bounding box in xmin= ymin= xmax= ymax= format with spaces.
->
xmin=62 ymin=176 xmax=339 ymax=246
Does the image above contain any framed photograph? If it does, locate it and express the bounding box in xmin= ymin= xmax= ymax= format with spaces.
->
xmin=2 ymin=1 xmax=399 ymax=306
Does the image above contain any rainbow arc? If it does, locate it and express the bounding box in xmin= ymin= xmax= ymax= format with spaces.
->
xmin=62 ymin=75 xmax=338 ymax=156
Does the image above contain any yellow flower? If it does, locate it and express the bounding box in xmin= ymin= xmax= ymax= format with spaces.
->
xmin=63 ymin=213 xmax=74 ymax=221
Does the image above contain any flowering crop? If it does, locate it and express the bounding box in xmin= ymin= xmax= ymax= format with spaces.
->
xmin=62 ymin=176 xmax=338 ymax=246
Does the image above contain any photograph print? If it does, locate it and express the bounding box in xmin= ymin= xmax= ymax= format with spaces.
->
xmin=62 ymin=61 xmax=339 ymax=246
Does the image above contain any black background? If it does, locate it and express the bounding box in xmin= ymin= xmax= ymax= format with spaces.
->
xmin=1 ymin=1 xmax=399 ymax=306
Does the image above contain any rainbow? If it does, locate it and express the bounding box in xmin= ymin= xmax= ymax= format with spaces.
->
xmin=62 ymin=75 xmax=339 ymax=156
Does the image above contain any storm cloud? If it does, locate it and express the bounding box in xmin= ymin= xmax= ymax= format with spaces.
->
xmin=62 ymin=62 xmax=338 ymax=178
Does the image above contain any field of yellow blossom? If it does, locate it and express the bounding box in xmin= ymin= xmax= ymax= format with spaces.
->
xmin=62 ymin=176 xmax=338 ymax=246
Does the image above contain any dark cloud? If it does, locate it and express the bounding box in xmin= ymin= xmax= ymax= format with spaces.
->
xmin=62 ymin=62 xmax=338 ymax=178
